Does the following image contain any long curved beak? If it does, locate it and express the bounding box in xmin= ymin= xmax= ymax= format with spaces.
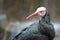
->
xmin=26 ymin=12 xmax=38 ymax=19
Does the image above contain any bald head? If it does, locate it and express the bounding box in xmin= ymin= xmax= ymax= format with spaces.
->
xmin=35 ymin=7 xmax=47 ymax=17
xmin=35 ymin=7 xmax=47 ymax=13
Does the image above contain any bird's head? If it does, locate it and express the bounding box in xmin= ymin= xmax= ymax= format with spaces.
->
xmin=26 ymin=7 xmax=47 ymax=19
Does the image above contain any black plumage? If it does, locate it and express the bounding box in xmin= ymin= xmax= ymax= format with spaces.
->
xmin=13 ymin=12 xmax=55 ymax=40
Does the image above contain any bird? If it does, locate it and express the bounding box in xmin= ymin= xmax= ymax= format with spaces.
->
xmin=13 ymin=7 xmax=55 ymax=40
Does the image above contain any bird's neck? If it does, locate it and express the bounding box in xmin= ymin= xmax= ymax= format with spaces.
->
xmin=38 ymin=16 xmax=43 ymax=21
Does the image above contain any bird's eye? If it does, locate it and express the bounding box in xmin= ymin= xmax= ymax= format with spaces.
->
xmin=39 ymin=11 xmax=42 ymax=13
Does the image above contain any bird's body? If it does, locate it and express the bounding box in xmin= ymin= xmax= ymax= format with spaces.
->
xmin=13 ymin=20 xmax=55 ymax=40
